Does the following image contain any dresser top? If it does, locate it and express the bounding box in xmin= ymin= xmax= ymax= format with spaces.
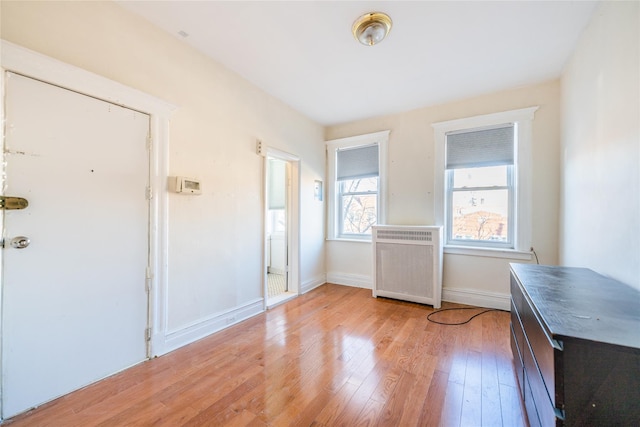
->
xmin=510 ymin=263 xmax=640 ymax=350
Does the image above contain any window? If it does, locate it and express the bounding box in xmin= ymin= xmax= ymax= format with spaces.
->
xmin=326 ymin=131 xmax=389 ymax=241
xmin=433 ymin=108 xmax=537 ymax=255
xmin=447 ymin=125 xmax=515 ymax=248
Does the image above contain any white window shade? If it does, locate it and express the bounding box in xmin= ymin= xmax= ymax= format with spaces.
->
xmin=337 ymin=144 xmax=379 ymax=180
xmin=446 ymin=124 xmax=514 ymax=169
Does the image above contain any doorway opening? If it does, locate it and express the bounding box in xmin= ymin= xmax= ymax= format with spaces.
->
xmin=264 ymin=150 xmax=299 ymax=308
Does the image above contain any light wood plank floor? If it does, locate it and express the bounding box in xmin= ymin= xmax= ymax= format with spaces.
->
xmin=5 ymin=284 xmax=527 ymax=426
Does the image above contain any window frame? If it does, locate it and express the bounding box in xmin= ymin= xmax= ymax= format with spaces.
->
xmin=326 ymin=130 xmax=389 ymax=241
xmin=433 ymin=107 xmax=538 ymax=257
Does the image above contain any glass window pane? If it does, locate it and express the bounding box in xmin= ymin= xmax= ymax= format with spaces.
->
xmin=451 ymin=189 xmax=509 ymax=241
xmin=341 ymin=194 xmax=377 ymax=235
xmin=340 ymin=177 xmax=378 ymax=193
xmin=453 ymin=165 xmax=507 ymax=188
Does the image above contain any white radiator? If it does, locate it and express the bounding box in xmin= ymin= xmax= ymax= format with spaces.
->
xmin=372 ymin=225 xmax=443 ymax=309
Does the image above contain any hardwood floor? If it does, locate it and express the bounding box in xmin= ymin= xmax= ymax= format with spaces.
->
xmin=5 ymin=284 xmax=527 ymax=426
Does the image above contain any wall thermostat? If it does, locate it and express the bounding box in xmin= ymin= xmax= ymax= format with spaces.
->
xmin=173 ymin=176 xmax=202 ymax=194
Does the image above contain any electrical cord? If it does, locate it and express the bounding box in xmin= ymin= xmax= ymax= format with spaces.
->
xmin=427 ymin=307 xmax=508 ymax=325
xmin=531 ymin=247 xmax=540 ymax=264
xmin=428 ymin=247 xmax=539 ymax=326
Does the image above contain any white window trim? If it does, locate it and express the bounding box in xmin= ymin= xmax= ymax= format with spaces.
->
xmin=326 ymin=130 xmax=389 ymax=241
xmin=432 ymin=107 xmax=538 ymax=258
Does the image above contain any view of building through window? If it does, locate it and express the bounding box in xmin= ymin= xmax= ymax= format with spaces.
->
xmin=450 ymin=165 xmax=509 ymax=242
xmin=339 ymin=177 xmax=378 ymax=235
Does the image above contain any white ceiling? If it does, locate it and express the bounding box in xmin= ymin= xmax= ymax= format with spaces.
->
xmin=117 ymin=1 xmax=598 ymax=126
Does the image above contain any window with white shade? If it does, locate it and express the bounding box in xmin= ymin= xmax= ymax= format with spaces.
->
xmin=326 ymin=131 xmax=389 ymax=241
xmin=433 ymin=107 xmax=538 ymax=255
xmin=446 ymin=125 xmax=515 ymax=248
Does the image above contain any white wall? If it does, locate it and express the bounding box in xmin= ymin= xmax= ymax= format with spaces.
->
xmin=1 ymin=1 xmax=326 ymax=352
xmin=560 ymin=1 xmax=640 ymax=290
xmin=326 ymin=81 xmax=561 ymax=308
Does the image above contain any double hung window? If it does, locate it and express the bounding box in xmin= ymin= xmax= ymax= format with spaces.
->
xmin=446 ymin=125 xmax=515 ymax=248
xmin=326 ymin=131 xmax=389 ymax=241
xmin=433 ymin=107 xmax=537 ymax=254
xmin=337 ymin=145 xmax=379 ymax=237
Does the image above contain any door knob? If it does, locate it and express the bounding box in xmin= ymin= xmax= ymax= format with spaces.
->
xmin=9 ymin=236 xmax=30 ymax=249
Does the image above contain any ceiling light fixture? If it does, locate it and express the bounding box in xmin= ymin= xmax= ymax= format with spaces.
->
xmin=352 ymin=12 xmax=392 ymax=46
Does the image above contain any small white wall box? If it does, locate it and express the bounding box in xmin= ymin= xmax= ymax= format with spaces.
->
xmin=173 ymin=176 xmax=202 ymax=194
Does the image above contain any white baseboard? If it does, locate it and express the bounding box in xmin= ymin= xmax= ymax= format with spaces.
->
xmin=152 ymin=298 xmax=264 ymax=356
xmin=326 ymin=272 xmax=372 ymax=289
xmin=152 ymin=273 xmax=330 ymax=357
xmin=300 ymin=274 xmax=326 ymax=294
xmin=442 ymin=287 xmax=510 ymax=311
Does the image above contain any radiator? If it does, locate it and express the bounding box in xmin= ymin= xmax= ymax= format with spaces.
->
xmin=372 ymin=225 xmax=443 ymax=309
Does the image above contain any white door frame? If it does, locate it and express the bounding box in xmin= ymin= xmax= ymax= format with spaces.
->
xmin=261 ymin=145 xmax=300 ymax=308
xmin=0 ymin=41 xmax=176 ymax=408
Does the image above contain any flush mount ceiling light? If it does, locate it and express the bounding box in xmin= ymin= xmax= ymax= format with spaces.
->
xmin=352 ymin=12 xmax=392 ymax=46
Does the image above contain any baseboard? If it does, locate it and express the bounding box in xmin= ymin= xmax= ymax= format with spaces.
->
xmin=326 ymin=272 xmax=372 ymax=289
xmin=152 ymin=298 xmax=264 ymax=356
xmin=442 ymin=287 xmax=510 ymax=311
xmin=300 ymin=274 xmax=326 ymax=294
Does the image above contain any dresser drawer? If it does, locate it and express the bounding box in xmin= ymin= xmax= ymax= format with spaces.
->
xmin=510 ymin=299 xmax=525 ymax=386
xmin=510 ymin=274 xmax=525 ymax=315
xmin=510 ymin=320 xmax=524 ymax=393
xmin=523 ymin=371 xmax=542 ymax=427
xmin=516 ymin=282 xmax=562 ymax=408
xmin=523 ymin=331 xmax=562 ymax=426
xmin=510 ymin=299 xmax=524 ymax=359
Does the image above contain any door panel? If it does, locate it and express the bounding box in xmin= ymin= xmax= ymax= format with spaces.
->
xmin=2 ymin=72 xmax=150 ymax=418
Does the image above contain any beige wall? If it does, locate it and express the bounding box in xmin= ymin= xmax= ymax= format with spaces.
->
xmin=561 ymin=1 xmax=640 ymax=290
xmin=1 ymin=1 xmax=326 ymax=341
xmin=326 ymin=80 xmax=561 ymax=306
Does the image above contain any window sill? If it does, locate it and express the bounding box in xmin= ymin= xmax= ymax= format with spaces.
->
xmin=326 ymin=237 xmax=372 ymax=243
xmin=444 ymin=245 xmax=533 ymax=260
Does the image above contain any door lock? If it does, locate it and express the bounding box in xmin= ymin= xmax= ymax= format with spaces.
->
xmin=9 ymin=236 xmax=30 ymax=249
xmin=0 ymin=196 xmax=29 ymax=210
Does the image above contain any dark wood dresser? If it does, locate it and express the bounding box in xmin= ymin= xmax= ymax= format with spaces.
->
xmin=509 ymin=263 xmax=640 ymax=426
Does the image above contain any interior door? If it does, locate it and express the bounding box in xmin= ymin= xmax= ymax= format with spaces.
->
xmin=1 ymin=72 xmax=150 ymax=418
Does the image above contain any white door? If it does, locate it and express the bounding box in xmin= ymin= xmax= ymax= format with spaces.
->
xmin=1 ymin=72 xmax=150 ymax=418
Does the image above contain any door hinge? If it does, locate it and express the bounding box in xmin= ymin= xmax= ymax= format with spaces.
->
xmin=146 ymin=134 xmax=153 ymax=151
xmin=145 ymin=186 xmax=153 ymax=200
xmin=145 ymin=327 xmax=152 ymax=342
